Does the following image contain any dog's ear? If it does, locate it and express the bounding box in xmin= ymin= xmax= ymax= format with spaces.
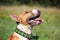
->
xmin=9 ymin=14 xmax=18 ymax=21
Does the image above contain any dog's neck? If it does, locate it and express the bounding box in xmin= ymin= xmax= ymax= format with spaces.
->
xmin=16 ymin=24 xmax=31 ymax=34
xmin=14 ymin=24 xmax=32 ymax=40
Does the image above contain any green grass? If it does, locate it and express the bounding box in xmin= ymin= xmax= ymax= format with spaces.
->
xmin=0 ymin=5 xmax=60 ymax=40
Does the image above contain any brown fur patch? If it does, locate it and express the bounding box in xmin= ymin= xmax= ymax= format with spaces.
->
xmin=8 ymin=34 xmax=19 ymax=40
xmin=17 ymin=12 xmax=34 ymax=26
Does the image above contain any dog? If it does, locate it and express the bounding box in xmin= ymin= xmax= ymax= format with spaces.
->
xmin=8 ymin=9 xmax=44 ymax=40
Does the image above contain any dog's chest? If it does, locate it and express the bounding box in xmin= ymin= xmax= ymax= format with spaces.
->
xmin=14 ymin=32 xmax=28 ymax=40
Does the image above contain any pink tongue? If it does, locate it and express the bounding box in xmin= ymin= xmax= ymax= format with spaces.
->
xmin=30 ymin=18 xmax=41 ymax=24
xmin=36 ymin=21 xmax=40 ymax=24
xmin=34 ymin=18 xmax=40 ymax=21
xmin=34 ymin=18 xmax=42 ymax=24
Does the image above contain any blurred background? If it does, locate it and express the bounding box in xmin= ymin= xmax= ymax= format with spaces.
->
xmin=0 ymin=0 xmax=60 ymax=7
xmin=0 ymin=0 xmax=60 ymax=40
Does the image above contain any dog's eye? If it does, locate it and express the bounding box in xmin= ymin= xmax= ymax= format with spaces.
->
xmin=25 ymin=11 xmax=29 ymax=13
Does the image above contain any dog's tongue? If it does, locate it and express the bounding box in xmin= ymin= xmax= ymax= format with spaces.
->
xmin=30 ymin=18 xmax=42 ymax=24
xmin=34 ymin=18 xmax=40 ymax=21
xmin=34 ymin=18 xmax=41 ymax=24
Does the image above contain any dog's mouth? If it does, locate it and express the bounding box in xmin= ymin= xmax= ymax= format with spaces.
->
xmin=29 ymin=16 xmax=42 ymax=25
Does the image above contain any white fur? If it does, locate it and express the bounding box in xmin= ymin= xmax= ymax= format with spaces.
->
xmin=14 ymin=32 xmax=28 ymax=40
xmin=32 ymin=9 xmax=39 ymax=14
xmin=14 ymin=24 xmax=31 ymax=40
xmin=17 ymin=24 xmax=31 ymax=34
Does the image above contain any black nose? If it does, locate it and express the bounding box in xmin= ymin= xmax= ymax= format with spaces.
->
xmin=38 ymin=10 xmax=41 ymax=13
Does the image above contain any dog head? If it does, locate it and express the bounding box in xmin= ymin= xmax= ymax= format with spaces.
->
xmin=10 ymin=9 xmax=43 ymax=26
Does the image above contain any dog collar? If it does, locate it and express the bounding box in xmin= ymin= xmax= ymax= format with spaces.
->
xmin=15 ymin=28 xmax=31 ymax=39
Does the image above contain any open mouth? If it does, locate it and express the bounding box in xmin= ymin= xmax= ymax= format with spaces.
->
xmin=29 ymin=16 xmax=42 ymax=24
